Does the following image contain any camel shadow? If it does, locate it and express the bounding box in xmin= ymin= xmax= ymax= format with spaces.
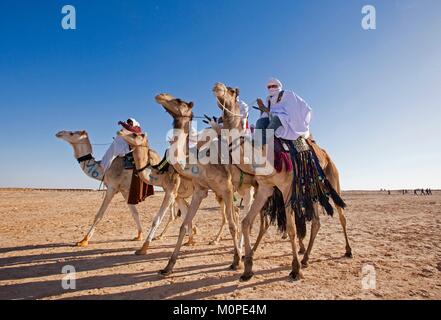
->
xmin=0 ymin=243 xmax=232 ymax=282
xmin=0 ymin=260 xmax=232 ymax=300
xmin=66 ymin=266 xmax=291 ymax=300
xmin=0 ymin=243 xmax=72 ymax=255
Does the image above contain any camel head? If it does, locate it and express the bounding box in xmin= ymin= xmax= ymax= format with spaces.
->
xmin=56 ymin=130 xmax=92 ymax=158
xmin=212 ymin=82 xmax=240 ymax=112
xmin=117 ymin=130 xmax=148 ymax=149
xmin=55 ymin=130 xmax=89 ymax=145
xmin=155 ymin=93 xmax=194 ymax=120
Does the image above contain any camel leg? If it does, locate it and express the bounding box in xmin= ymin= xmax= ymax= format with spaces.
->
xmin=240 ymin=185 xmax=273 ymax=281
xmin=337 ymin=206 xmax=352 ymax=257
xmin=120 ymin=190 xmax=143 ymax=241
xmin=182 ymin=198 xmax=197 ymax=247
xmin=285 ymin=207 xmax=304 ymax=281
xmin=77 ymin=187 xmax=117 ymax=247
xmin=155 ymin=202 xmax=178 ymax=240
xmin=159 ymin=187 xmax=208 ymax=276
xmin=209 ymin=199 xmax=226 ymax=245
xmin=135 ymin=190 xmax=175 ymax=256
xmin=278 ymin=184 xmax=303 ymax=281
xmin=298 ymin=238 xmax=306 ymax=255
xmin=224 ymin=190 xmax=242 ymax=270
xmin=301 ymin=206 xmax=321 ymax=267
xmin=326 ymin=161 xmax=353 ymax=257
xmin=252 ymin=211 xmax=270 ymax=253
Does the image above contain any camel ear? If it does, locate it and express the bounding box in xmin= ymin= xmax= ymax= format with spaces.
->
xmin=80 ymin=130 xmax=87 ymax=137
xmin=188 ymin=102 xmax=194 ymax=108
xmin=141 ymin=133 xmax=146 ymax=139
xmin=235 ymin=88 xmax=240 ymax=96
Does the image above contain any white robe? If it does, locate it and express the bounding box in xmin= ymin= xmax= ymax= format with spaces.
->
xmin=237 ymin=99 xmax=249 ymax=130
xmin=100 ymin=135 xmax=130 ymax=172
xmin=263 ymin=90 xmax=312 ymax=141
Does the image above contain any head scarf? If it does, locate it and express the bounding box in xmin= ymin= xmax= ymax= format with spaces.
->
xmin=267 ymin=78 xmax=283 ymax=97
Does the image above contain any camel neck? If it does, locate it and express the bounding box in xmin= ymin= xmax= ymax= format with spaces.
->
xmin=131 ymin=145 xmax=151 ymax=183
xmin=71 ymin=139 xmax=104 ymax=181
xmin=219 ymin=99 xmax=242 ymax=131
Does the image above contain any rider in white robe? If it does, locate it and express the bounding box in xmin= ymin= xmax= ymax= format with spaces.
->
xmin=256 ymin=78 xmax=312 ymax=142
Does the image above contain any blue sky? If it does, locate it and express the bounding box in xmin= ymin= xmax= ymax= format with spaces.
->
xmin=1 ymin=0 xmax=440 ymax=190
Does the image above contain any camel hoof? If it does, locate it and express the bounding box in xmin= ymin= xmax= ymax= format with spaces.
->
xmin=229 ymin=263 xmax=240 ymax=271
xmin=183 ymin=240 xmax=196 ymax=247
xmin=240 ymin=273 xmax=254 ymax=282
xmin=76 ymin=240 xmax=89 ymax=247
xmin=132 ymin=235 xmax=142 ymax=241
xmin=301 ymin=260 xmax=309 ymax=268
xmin=345 ymin=250 xmax=353 ymax=258
xmin=289 ymin=271 xmax=304 ymax=281
xmin=153 ymin=236 xmax=162 ymax=241
xmin=135 ymin=249 xmax=147 ymax=256
xmin=159 ymin=269 xmax=172 ymax=276
xmin=282 ymin=234 xmax=288 ymax=240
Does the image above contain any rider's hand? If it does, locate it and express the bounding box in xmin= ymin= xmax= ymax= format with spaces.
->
xmin=257 ymin=98 xmax=265 ymax=109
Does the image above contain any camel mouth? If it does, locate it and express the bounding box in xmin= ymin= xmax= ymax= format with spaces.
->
xmin=155 ymin=93 xmax=180 ymax=116
xmin=155 ymin=93 xmax=175 ymax=104
xmin=212 ymin=83 xmax=227 ymax=98
xmin=55 ymin=131 xmax=65 ymax=138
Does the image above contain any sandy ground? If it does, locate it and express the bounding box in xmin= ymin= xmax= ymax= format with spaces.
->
xmin=0 ymin=189 xmax=440 ymax=300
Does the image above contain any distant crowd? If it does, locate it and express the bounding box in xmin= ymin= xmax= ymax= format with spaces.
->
xmin=380 ymin=188 xmax=434 ymax=195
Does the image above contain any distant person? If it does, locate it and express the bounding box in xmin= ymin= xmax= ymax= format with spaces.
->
xmin=414 ymin=189 xmax=418 ymax=195
xmin=100 ymin=118 xmax=142 ymax=172
xmin=421 ymin=189 xmax=426 ymax=196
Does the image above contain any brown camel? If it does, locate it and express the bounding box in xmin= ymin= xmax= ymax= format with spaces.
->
xmin=56 ymin=130 xmax=144 ymax=246
xmin=155 ymin=93 xmax=242 ymax=275
xmin=154 ymin=94 xmax=302 ymax=281
xmin=212 ymin=83 xmax=352 ymax=277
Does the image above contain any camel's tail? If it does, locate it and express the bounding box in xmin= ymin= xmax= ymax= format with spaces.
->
xmin=262 ymin=187 xmax=287 ymax=233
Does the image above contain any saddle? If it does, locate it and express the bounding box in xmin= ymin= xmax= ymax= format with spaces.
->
xmin=123 ymin=151 xmax=135 ymax=170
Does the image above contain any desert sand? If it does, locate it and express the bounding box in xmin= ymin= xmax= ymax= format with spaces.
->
xmin=0 ymin=189 xmax=440 ymax=300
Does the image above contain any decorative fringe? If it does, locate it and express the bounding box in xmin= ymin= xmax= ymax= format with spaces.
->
xmin=262 ymin=187 xmax=287 ymax=233
xmin=288 ymin=141 xmax=344 ymax=220
xmin=324 ymin=179 xmax=347 ymax=209
xmin=294 ymin=210 xmax=307 ymax=240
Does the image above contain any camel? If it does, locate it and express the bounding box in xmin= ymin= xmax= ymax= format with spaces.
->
xmin=55 ymin=130 xmax=144 ymax=246
xmin=212 ymin=83 xmax=352 ymax=281
xmin=117 ymin=130 xmax=228 ymax=250
xmin=154 ymin=94 xmax=243 ymax=275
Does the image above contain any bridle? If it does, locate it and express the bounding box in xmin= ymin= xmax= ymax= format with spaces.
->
xmin=215 ymin=88 xmax=243 ymax=118
xmin=129 ymin=143 xmax=151 ymax=174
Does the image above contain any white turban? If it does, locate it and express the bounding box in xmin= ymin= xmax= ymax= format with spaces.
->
xmin=128 ymin=118 xmax=140 ymax=128
xmin=267 ymin=78 xmax=283 ymax=89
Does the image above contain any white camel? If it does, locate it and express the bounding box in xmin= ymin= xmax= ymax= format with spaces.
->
xmin=56 ymin=130 xmax=145 ymax=246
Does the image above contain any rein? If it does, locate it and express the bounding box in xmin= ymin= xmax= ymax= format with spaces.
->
xmin=216 ymin=90 xmax=242 ymax=117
